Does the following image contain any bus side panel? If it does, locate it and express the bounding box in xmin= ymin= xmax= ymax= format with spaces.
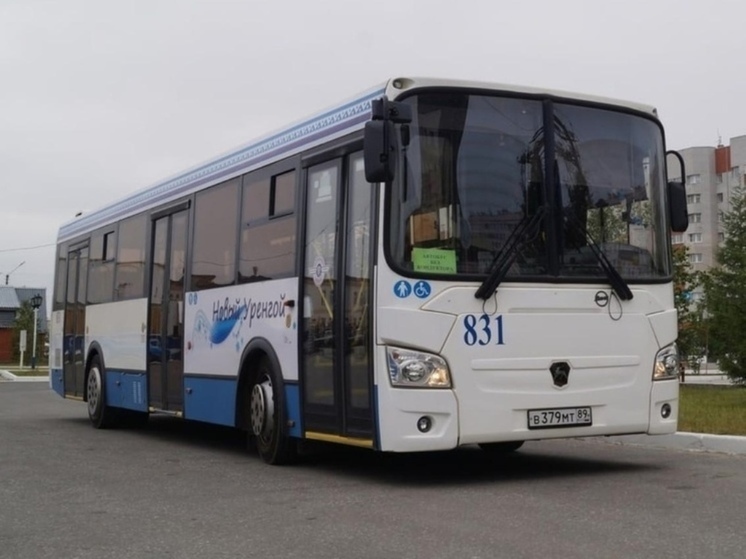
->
xmin=105 ymin=371 xmax=148 ymax=411
xmin=49 ymin=310 xmax=65 ymax=397
xmin=183 ymin=376 xmax=237 ymax=426
xmin=284 ymin=382 xmax=302 ymax=438
xmin=183 ymin=278 xmax=299 ymax=381
xmin=86 ymin=299 xmax=148 ymax=372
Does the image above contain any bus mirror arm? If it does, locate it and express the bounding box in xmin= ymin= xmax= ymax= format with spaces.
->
xmin=364 ymin=96 xmax=412 ymax=183
xmin=666 ymin=150 xmax=688 ymax=233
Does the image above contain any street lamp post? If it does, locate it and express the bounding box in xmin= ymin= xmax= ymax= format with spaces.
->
xmin=30 ymin=294 xmax=43 ymax=370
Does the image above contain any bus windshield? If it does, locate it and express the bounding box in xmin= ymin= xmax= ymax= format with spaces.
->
xmin=388 ymin=92 xmax=671 ymax=281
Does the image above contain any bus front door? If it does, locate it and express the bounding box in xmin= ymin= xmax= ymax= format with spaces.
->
xmin=301 ymin=152 xmax=375 ymax=443
xmin=147 ymin=209 xmax=188 ymax=412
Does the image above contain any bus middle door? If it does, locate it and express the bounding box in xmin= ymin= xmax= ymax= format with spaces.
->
xmin=148 ymin=209 xmax=188 ymax=413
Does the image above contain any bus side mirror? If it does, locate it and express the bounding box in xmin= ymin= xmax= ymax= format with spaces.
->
xmin=666 ymin=150 xmax=688 ymax=233
xmin=668 ymin=181 xmax=688 ymax=232
xmin=364 ymin=120 xmax=395 ymax=183
xmin=363 ymin=97 xmax=412 ymax=183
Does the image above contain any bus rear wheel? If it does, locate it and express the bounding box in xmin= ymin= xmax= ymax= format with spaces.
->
xmin=86 ymin=355 xmax=119 ymax=429
xmin=248 ymin=357 xmax=296 ymax=465
xmin=478 ymin=441 xmax=524 ymax=453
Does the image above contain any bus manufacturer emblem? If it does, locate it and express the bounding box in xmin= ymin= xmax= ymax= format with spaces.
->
xmin=594 ymin=291 xmax=609 ymax=307
xmin=550 ymin=362 xmax=571 ymax=387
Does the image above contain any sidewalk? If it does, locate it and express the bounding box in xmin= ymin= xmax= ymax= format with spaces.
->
xmin=679 ymin=370 xmax=732 ymax=385
xmin=0 ymin=369 xmax=48 ymax=382
xmin=602 ymin=432 xmax=746 ymax=456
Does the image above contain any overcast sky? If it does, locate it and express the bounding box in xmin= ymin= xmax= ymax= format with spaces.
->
xmin=1 ymin=0 xmax=744 ymax=311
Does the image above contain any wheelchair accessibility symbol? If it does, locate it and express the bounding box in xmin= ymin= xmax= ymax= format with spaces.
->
xmin=413 ymin=281 xmax=431 ymax=299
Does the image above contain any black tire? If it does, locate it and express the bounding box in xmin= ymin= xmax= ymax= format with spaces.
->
xmin=478 ymin=441 xmax=525 ymax=453
xmin=86 ymin=355 xmax=120 ymax=429
xmin=248 ymin=356 xmax=296 ymax=465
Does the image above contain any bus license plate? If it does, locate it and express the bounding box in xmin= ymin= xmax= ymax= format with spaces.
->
xmin=527 ymin=407 xmax=592 ymax=429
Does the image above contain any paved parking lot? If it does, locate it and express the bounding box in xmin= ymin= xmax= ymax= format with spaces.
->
xmin=2 ymin=383 xmax=746 ymax=559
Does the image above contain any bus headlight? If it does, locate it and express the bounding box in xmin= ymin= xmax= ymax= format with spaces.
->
xmin=386 ymin=346 xmax=451 ymax=388
xmin=653 ymin=343 xmax=680 ymax=380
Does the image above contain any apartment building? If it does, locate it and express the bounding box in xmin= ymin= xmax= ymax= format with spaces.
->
xmin=669 ymin=135 xmax=746 ymax=273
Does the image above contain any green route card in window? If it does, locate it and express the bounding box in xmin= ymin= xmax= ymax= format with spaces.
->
xmin=412 ymin=247 xmax=457 ymax=274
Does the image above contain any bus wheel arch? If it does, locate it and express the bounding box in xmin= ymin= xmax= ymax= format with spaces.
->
xmin=236 ymin=339 xmax=296 ymax=465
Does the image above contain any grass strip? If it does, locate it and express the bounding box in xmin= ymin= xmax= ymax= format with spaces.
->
xmin=679 ymin=384 xmax=746 ymax=436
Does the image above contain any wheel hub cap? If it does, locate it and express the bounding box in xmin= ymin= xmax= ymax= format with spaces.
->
xmin=250 ymin=378 xmax=274 ymax=438
xmin=87 ymin=368 xmax=100 ymax=415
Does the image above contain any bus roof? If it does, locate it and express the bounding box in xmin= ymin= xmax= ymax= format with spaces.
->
xmin=57 ymin=77 xmax=658 ymax=243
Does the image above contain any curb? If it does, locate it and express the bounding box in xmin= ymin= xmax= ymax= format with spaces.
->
xmin=601 ymin=432 xmax=746 ymax=456
xmin=0 ymin=370 xmax=48 ymax=383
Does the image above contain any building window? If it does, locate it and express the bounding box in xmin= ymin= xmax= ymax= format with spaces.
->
xmin=732 ymin=167 xmax=740 ymax=180
xmin=717 ymin=173 xmax=723 ymax=183
xmin=687 ymin=174 xmax=700 ymax=185
xmin=686 ymin=194 xmax=701 ymax=204
xmin=191 ymin=178 xmax=240 ymax=290
xmin=718 ymin=232 xmax=725 ymax=242
xmin=688 ymin=233 xmax=702 ymax=243
xmin=717 ymin=192 xmax=724 ymax=203
xmin=688 ymin=253 xmax=703 ymax=264
xmin=671 ymin=234 xmax=683 ymax=244
xmin=688 ymin=213 xmax=701 ymax=223
xmin=718 ymin=211 xmax=724 ymax=222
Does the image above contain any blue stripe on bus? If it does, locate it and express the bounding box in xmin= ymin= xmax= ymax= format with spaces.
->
xmin=58 ymin=87 xmax=384 ymax=241
xmin=284 ymin=382 xmax=301 ymax=438
xmin=50 ymin=369 xmax=64 ymax=397
xmin=183 ymin=376 xmax=237 ymax=427
xmin=105 ymin=371 xmax=148 ymax=412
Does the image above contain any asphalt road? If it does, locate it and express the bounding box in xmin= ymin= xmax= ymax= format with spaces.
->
xmin=2 ymin=383 xmax=745 ymax=559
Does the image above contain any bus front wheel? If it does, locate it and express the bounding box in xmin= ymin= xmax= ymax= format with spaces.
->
xmin=248 ymin=357 xmax=296 ymax=465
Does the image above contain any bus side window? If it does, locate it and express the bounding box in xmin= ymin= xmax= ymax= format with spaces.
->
xmin=239 ymin=171 xmax=297 ymax=283
xmin=191 ymin=178 xmax=240 ymax=290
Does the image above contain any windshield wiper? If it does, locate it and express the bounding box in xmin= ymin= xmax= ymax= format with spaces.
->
xmin=475 ymin=207 xmax=546 ymax=300
xmin=564 ymin=212 xmax=633 ymax=301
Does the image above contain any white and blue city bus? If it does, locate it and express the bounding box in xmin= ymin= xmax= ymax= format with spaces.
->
xmin=49 ymin=77 xmax=689 ymax=464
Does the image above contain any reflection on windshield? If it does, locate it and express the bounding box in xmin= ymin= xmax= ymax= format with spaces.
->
xmin=388 ymin=92 xmax=670 ymax=281
xmin=554 ymin=104 xmax=668 ymax=279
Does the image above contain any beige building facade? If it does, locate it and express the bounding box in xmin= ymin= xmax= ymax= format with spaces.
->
xmin=670 ymin=135 xmax=746 ymax=277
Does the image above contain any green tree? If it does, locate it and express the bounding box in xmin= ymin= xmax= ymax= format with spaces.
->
xmin=672 ymin=244 xmax=705 ymax=371
xmin=704 ymin=185 xmax=746 ymax=384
